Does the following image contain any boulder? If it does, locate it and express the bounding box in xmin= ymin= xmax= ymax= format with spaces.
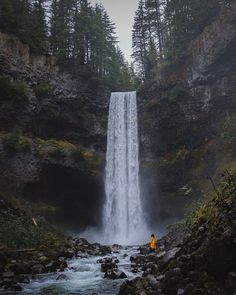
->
xmin=101 ymin=262 xmax=118 ymax=272
xmin=17 ymin=274 xmax=30 ymax=284
xmin=104 ymin=269 xmax=127 ymax=280
xmin=31 ymin=263 xmax=45 ymax=274
xmin=96 ymin=257 xmax=112 ymax=264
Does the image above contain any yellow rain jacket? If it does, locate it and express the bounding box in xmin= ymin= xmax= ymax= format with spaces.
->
xmin=150 ymin=235 xmax=157 ymax=250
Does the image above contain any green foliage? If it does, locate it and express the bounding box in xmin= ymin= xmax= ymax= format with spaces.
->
xmin=0 ymin=0 xmax=48 ymax=53
xmin=71 ymin=148 xmax=83 ymax=162
xmin=34 ymin=82 xmax=52 ymax=98
xmin=132 ymin=0 xmax=230 ymax=78
xmin=0 ymin=76 xmax=29 ymax=109
xmin=168 ymin=170 xmax=236 ymax=233
xmin=168 ymin=85 xmax=188 ymax=102
xmin=2 ymin=133 xmax=32 ymax=154
xmin=0 ymin=214 xmax=41 ymax=249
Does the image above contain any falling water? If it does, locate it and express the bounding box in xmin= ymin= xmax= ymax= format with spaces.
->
xmin=103 ymin=92 xmax=147 ymax=245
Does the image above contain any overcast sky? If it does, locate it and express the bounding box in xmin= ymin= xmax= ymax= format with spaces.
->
xmin=90 ymin=0 xmax=139 ymax=63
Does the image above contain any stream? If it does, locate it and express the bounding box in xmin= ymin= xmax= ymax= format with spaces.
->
xmin=12 ymin=247 xmax=141 ymax=295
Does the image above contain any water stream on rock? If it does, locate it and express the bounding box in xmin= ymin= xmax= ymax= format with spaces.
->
xmin=103 ymin=92 xmax=147 ymax=245
xmin=11 ymin=247 xmax=140 ymax=295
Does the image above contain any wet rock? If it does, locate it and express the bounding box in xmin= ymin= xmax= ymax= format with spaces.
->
xmin=46 ymin=258 xmax=67 ymax=272
xmin=147 ymin=274 xmax=159 ymax=289
xmin=17 ymin=274 xmax=30 ymax=284
xmin=63 ymin=249 xmax=74 ymax=259
xmin=163 ymin=247 xmax=181 ymax=263
xmin=31 ymin=263 xmax=45 ymax=274
xmin=156 ymin=275 xmax=165 ymax=281
xmin=101 ymin=262 xmax=118 ymax=272
xmin=2 ymin=271 xmax=14 ymax=279
xmin=56 ymin=274 xmax=70 ymax=281
xmin=143 ymin=262 xmax=158 ymax=275
xmin=96 ymin=257 xmax=112 ymax=264
xmin=12 ymin=284 xmax=23 ymax=291
xmin=9 ymin=261 xmax=30 ymax=274
xmin=139 ymin=246 xmax=150 ymax=255
xmin=104 ymin=269 xmax=127 ymax=280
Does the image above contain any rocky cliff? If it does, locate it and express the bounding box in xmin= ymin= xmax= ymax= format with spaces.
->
xmin=0 ymin=32 xmax=109 ymax=230
xmin=139 ymin=1 xmax=236 ymax=229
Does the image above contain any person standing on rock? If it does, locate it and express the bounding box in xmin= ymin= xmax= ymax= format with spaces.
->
xmin=150 ymin=234 xmax=157 ymax=252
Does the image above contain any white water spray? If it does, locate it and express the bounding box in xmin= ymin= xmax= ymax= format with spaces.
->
xmin=103 ymin=92 xmax=147 ymax=245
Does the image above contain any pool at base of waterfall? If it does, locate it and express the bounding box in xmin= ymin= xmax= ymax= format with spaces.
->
xmin=10 ymin=247 xmax=141 ymax=295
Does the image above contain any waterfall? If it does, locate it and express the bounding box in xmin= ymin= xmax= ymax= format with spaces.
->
xmin=103 ymin=91 xmax=147 ymax=245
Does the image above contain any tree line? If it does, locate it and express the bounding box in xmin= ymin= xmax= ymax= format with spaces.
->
xmin=0 ymin=0 xmax=136 ymax=90
xmin=132 ymin=0 xmax=233 ymax=80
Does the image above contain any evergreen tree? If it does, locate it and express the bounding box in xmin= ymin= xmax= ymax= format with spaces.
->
xmin=132 ymin=0 xmax=149 ymax=79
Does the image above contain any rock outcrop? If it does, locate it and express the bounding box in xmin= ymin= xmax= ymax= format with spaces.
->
xmin=119 ymin=172 xmax=236 ymax=295
xmin=139 ymin=2 xmax=236 ymax=226
xmin=0 ymin=32 xmax=109 ymax=229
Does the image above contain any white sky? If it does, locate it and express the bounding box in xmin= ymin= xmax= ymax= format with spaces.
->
xmin=90 ymin=0 xmax=139 ymax=63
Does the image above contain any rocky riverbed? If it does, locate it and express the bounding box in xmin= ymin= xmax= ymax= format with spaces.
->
xmin=0 ymin=241 xmax=142 ymax=295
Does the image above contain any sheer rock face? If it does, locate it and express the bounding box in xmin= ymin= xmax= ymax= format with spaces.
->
xmin=139 ymin=3 xmax=236 ymax=225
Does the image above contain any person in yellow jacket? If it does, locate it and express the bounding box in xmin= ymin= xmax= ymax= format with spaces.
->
xmin=150 ymin=234 xmax=157 ymax=252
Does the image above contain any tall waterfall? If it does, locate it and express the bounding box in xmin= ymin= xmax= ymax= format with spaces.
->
xmin=103 ymin=92 xmax=146 ymax=245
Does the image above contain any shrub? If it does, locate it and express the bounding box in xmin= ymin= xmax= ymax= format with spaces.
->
xmin=34 ymin=82 xmax=52 ymax=98
xmin=2 ymin=133 xmax=32 ymax=154
xmin=0 ymin=214 xmax=41 ymax=249
xmin=48 ymin=146 xmax=65 ymax=159
xmin=2 ymin=132 xmax=20 ymax=153
xmin=18 ymin=136 xmax=32 ymax=153
xmin=168 ymin=85 xmax=188 ymax=102
xmin=0 ymin=76 xmax=29 ymax=109
xmin=71 ymin=148 xmax=83 ymax=162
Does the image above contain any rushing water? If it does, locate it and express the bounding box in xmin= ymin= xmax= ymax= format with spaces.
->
xmin=11 ymin=247 xmax=140 ymax=295
xmin=103 ymin=92 xmax=147 ymax=245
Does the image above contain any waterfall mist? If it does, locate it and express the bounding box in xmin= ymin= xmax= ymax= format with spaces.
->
xmin=102 ymin=92 xmax=148 ymax=245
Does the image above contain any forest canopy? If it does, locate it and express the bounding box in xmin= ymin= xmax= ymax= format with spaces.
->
xmin=132 ymin=0 xmax=233 ymax=79
xmin=0 ymin=0 xmax=136 ymax=90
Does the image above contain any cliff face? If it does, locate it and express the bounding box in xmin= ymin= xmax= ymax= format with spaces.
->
xmin=0 ymin=32 xmax=109 ymax=150
xmin=0 ymin=32 xmax=109 ymax=230
xmin=139 ymin=2 xmax=236 ymax=228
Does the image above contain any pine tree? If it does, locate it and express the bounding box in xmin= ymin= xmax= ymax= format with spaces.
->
xmin=50 ymin=0 xmax=75 ymax=61
xmin=31 ymin=0 xmax=48 ymax=53
xmin=132 ymin=0 xmax=149 ymax=79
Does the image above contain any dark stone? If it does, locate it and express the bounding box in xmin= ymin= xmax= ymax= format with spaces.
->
xmin=101 ymin=262 xmax=117 ymax=273
xmin=225 ymin=272 xmax=236 ymax=292
xmin=17 ymin=274 xmax=30 ymax=284
xmin=2 ymin=271 xmax=14 ymax=278
xmin=31 ymin=263 xmax=45 ymax=274
xmin=0 ymin=253 xmax=8 ymax=267
xmin=12 ymin=284 xmax=23 ymax=291
xmin=104 ymin=269 xmax=127 ymax=280
xmin=63 ymin=249 xmax=74 ymax=259
xmin=10 ymin=261 xmax=30 ymax=274
xmin=96 ymin=257 xmax=112 ymax=264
